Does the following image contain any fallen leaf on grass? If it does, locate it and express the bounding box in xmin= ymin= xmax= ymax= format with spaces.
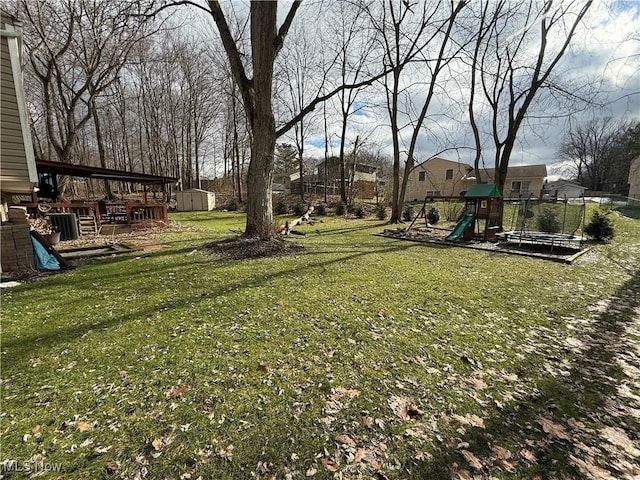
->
xmin=31 ymin=425 xmax=41 ymax=435
xmin=76 ymin=421 xmax=93 ymax=433
xmin=321 ymin=457 xmax=338 ymax=472
xmin=166 ymin=384 xmax=191 ymax=399
xmin=354 ymin=448 xmax=364 ymax=463
xmin=451 ymin=413 xmax=485 ymax=429
xmin=93 ymin=445 xmax=112 ymax=455
xmin=491 ymin=446 xmax=516 ymax=472
xmin=330 ymin=387 xmax=360 ymax=401
xmin=569 ymin=454 xmax=616 ymax=479
xmin=519 ymin=448 xmax=537 ymax=464
xmin=468 ymin=378 xmax=488 ymax=390
xmin=152 ymin=433 xmax=176 ymax=452
xmin=537 ymin=416 xmax=570 ymax=441
xmin=362 ymin=416 xmax=373 ymax=428
xmin=599 ymin=426 xmax=640 ymax=457
xmin=460 ymin=450 xmax=484 ymax=471
xmin=335 ymin=434 xmax=356 ymax=446
xmin=389 ymin=395 xmax=423 ymax=420
xmin=218 ymin=444 xmax=234 ymax=460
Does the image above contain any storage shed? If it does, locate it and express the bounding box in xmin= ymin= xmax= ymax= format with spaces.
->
xmin=175 ymin=189 xmax=216 ymax=212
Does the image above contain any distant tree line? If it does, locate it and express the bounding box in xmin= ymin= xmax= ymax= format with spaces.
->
xmin=560 ymin=118 xmax=640 ymax=194
xmin=15 ymin=0 xmax=636 ymax=237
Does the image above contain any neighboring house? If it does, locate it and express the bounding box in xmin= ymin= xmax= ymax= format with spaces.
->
xmin=0 ymin=9 xmax=37 ymax=206
xmin=272 ymin=173 xmax=291 ymax=194
xmin=290 ymin=157 xmax=378 ymax=198
xmin=467 ymin=164 xmax=548 ymax=199
xmin=629 ymin=155 xmax=640 ymax=201
xmin=404 ymin=157 xmax=472 ymax=201
xmin=1 ymin=9 xmax=38 ymax=271
xmin=405 ymin=159 xmax=548 ymax=201
xmin=542 ymin=179 xmax=587 ymax=199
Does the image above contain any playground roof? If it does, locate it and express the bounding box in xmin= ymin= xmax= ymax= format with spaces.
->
xmin=465 ymin=183 xmax=502 ymax=198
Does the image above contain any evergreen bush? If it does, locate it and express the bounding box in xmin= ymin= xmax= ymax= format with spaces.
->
xmin=584 ymin=211 xmax=615 ymax=241
xmin=335 ymin=201 xmax=346 ymax=216
xmin=402 ymin=205 xmax=414 ymax=222
xmin=376 ymin=204 xmax=387 ymax=220
xmin=315 ymin=203 xmax=327 ymax=216
xmin=427 ymin=206 xmax=440 ymax=225
xmin=537 ymin=206 xmax=561 ymax=233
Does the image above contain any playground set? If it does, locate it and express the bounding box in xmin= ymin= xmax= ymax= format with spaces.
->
xmin=407 ymin=184 xmax=586 ymax=253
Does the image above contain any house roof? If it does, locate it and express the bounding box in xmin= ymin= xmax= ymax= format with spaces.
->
xmin=471 ymin=164 xmax=547 ymax=179
xmin=465 ymin=183 xmax=502 ymax=198
xmin=545 ymin=179 xmax=586 ymax=189
xmin=413 ymin=156 xmax=473 ymax=171
xmin=36 ymin=159 xmax=177 ymax=185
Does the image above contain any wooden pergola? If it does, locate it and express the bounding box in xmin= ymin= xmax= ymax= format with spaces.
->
xmin=26 ymin=160 xmax=177 ymax=230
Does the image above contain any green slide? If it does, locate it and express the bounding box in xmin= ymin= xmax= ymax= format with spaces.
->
xmin=445 ymin=213 xmax=475 ymax=242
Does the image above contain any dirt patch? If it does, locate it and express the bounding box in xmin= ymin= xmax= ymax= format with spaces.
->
xmin=203 ymin=236 xmax=304 ymax=260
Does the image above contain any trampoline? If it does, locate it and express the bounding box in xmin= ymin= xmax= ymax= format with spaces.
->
xmin=505 ymin=194 xmax=587 ymax=252
xmin=503 ymin=230 xmax=586 ymax=251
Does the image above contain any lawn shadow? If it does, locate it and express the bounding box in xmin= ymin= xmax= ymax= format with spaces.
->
xmin=404 ymin=267 xmax=640 ymax=478
xmin=1 ymin=239 xmax=422 ymax=369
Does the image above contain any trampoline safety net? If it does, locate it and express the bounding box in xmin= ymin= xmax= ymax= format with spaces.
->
xmin=508 ymin=197 xmax=585 ymax=236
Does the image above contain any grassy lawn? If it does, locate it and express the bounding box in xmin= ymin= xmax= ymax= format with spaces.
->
xmin=1 ymin=208 xmax=639 ymax=479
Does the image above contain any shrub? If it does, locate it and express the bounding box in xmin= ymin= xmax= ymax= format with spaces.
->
xmin=537 ymin=206 xmax=561 ymax=233
xmin=226 ymin=197 xmax=239 ymax=211
xmin=315 ymin=203 xmax=327 ymax=216
xmin=335 ymin=201 xmax=346 ymax=216
xmin=376 ymin=203 xmax=387 ymax=220
xmin=402 ymin=205 xmax=414 ymax=222
xmin=293 ymin=203 xmax=307 ymax=217
xmin=354 ymin=205 xmax=365 ymax=218
xmin=427 ymin=206 xmax=440 ymax=225
xmin=584 ymin=211 xmax=615 ymax=241
xmin=274 ymin=199 xmax=288 ymax=215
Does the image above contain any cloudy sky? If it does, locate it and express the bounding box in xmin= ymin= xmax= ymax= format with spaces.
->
xmin=194 ymin=0 xmax=639 ymax=180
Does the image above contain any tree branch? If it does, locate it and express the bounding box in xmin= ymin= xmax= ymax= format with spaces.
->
xmin=274 ymin=0 xmax=302 ymax=57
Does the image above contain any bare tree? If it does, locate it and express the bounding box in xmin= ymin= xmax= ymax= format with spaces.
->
xmin=22 ymin=0 xmax=159 ymax=197
xmin=365 ymin=0 xmax=467 ymax=222
xmin=276 ymin=18 xmax=324 ymax=202
xmin=467 ymin=0 xmax=593 ymax=197
xmin=328 ymin=1 xmax=379 ymax=204
xmin=559 ymin=117 xmax=637 ymax=192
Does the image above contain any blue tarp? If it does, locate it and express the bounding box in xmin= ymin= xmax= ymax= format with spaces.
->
xmin=31 ymin=235 xmax=61 ymax=271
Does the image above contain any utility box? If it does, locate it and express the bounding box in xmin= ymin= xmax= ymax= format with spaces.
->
xmin=175 ymin=189 xmax=216 ymax=212
xmin=47 ymin=213 xmax=80 ymax=240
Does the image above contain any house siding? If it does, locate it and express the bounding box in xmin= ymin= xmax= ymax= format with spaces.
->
xmin=1 ymin=13 xmax=38 ymax=196
xmin=473 ymin=165 xmax=548 ymax=199
xmin=404 ymin=157 xmax=471 ymax=201
xmin=629 ymin=156 xmax=640 ymax=201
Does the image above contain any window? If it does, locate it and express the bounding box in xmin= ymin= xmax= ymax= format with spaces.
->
xmin=446 ymin=169 xmax=454 ymax=180
xmin=418 ymin=171 xmax=426 ymax=181
xmin=511 ymin=181 xmax=531 ymax=194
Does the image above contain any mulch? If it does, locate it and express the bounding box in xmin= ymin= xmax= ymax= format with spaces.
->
xmin=203 ymin=236 xmax=304 ymax=261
